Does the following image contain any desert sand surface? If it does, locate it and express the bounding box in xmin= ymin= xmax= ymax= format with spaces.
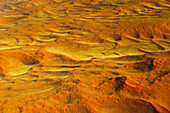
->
xmin=0 ymin=0 xmax=169 ymax=113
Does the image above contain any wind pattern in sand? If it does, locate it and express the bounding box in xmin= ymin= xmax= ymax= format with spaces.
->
xmin=0 ymin=0 xmax=169 ymax=112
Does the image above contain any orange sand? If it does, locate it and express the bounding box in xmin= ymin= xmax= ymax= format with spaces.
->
xmin=0 ymin=0 xmax=169 ymax=113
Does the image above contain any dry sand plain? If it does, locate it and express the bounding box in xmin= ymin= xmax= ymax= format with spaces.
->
xmin=0 ymin=0 xmax=170 ymax=113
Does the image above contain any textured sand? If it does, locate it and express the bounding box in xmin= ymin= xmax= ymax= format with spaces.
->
xmin=0 ymin=0 xmax=170 ymax=113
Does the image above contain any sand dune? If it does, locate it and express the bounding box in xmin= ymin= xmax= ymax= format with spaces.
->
xmin=0 ymin=0 xmax=169 ymax=113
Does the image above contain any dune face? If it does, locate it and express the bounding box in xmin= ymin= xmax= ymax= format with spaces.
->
xmin=0 ymin=0 xmax=170 ymax=112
